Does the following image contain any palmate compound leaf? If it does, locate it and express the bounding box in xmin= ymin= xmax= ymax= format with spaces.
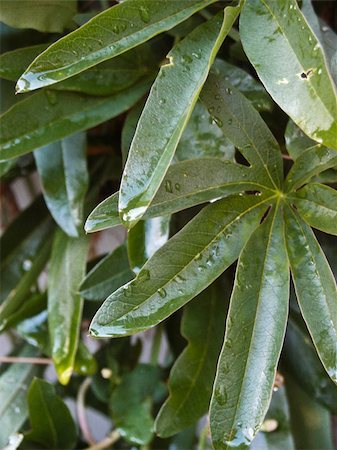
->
xmin=289 ymin=183 xmax=337 ymax=236
xmin=240 ymin=0 xmax=337 ymax=150
xmin=48 ymin=230 xmax=89 ymax=385
xmin=16 ymin=0 xmax=218 ymax=92
xmin=210 ymin=204 xmax=289 ymax=450
xmin=89 ymin=193 xmax=275 ymax=338
xmin=34 ymin=132 xmax=88 ymax=237
xmin=284 ymin=205 xmax=337 ymax=384
xmin=119 ymin=5 xmax=243 ymax=227
xmin=85 ymin=158 xmax=271 ymax=233
xmin=155 ymin=283 xmax=227 ymax=437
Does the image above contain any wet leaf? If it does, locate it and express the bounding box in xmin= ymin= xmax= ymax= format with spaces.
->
xmin=26 ymin=378 xmax=77 ymax=449
xmin=210 ymin=206 xmax=289 ymax=450
xmin=48 ymin=230 xmax=89 ymax=384
xmin=284 ymin=120 xmax=315 ymax=160
xmin=155 ymin=283 xmax=226 ymax=437
xmin=0 ymin=78 xmax=152 ymax=161
xmin=16 ymin=0 xmax=217 ymax=92
xmin=284 ymin=205 xmax=337 ymax=384
xmin=34 ymin=132 xmax=88 ymax=237
xmin=89 ymin=194 xmax=271 ymax=338
xmin=290 ymin=183 xmax=337 ymax=235
xmin=80 ymin=243 xmax=134 ymax=301
xmin=0 ymin=0 xmax=76 ymax=33
xmin=0 ymin=346 xmax=39 ymax=449
xmin=240 ymin=0 xmax=337 ymax=150
xmin=119 ymin=6 xmax=242 ymax=227
xmin=200 ymin=73 xmax=283 ymax=189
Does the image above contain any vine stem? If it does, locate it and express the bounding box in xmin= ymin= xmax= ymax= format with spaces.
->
xmin=282 ymin=153 xmax=293 ymax=160
xmin=0 ymin=356 xmax=52 ymax=364
xmin=85 ymin=431 xmax=120 ymax=450
xmin=77 ymin=378 xmax=96 ymax=446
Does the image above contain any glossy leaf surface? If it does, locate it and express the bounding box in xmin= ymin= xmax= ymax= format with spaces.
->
xmin=110 ymin=364 xmax=160 ymax=445
xmin=48 ymin=230 xmax=89 ymax=384
xmin=290 ymin=183 xmax=337 ymax=235
xmin=16 ymin=0 xmax=217 ymax=92
xmin=0 ymin=346 xmax=38 ymax=449
xmin=119 ymin=7 xmax=241 ymax=226
xmin=284 ymin=120 xmax=315 ymax=160
xmin=200 ymin=73 xmax=283 ymax=189
xmin=240 ymin=0 xmax=337 ymax=150
xmin=0 ymin=78 xmax=151 ymax=161
xmin=0 ymin=42 xmax=159 ymax=96
xmin=128 ymin=216 xmax=171 ymax=274
xmin=80 ymin=244 xmax=134 ymax=301
xmin=26 ymin=378 xmax=77 ymax=449
xmin=285 ymin=145 xmax=337 ymax=191
xmin=0 ymin=0 xmax=76 ymax=33
xmin=284 ymin=206 xmax=337 ymax=383
xmin=89 ymin=194 xmax=271 ymax=337
xmin=155 ymin=284 xmax=226 ymax=437
xmin=34 ymin=133 xmax=88 ymax=237
xmin=210 ymin=207 xmax=289 ymax=449
xmin=85 ymin=158 xmax=270 ymax=233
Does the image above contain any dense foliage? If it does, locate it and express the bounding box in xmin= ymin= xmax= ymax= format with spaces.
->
xmin=0 ymin=0 xmax=337 ymax=449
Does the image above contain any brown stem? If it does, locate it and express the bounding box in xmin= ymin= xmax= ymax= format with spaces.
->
xmin=85 ymin=431 xmax=120 ymax=450
xmin=282 ymin=153 xmax=293 ymax=161
xmin=0 ymin=356 xmax=52 ymax=365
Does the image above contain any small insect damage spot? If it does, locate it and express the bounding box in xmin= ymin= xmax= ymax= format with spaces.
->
xmin=299 ymin=68 xmax=314 ymax=80
xmin=161 ymin=56 xmax=174 ymax=68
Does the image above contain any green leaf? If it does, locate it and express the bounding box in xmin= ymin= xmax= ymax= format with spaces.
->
xmin=240 ymin=0 xmax=337 ymax=150
xmin=200 ymin=73 xmax=283 ymax=189
xmin=284 ymin=205 xmax=337 ymax=383
xmin=285 ymin=145 xmax=337 ymax=192
xmin=283 ymin=316 xmax=337 ymax=414
xmin=48 ymin=230 xmax=89 ymax=384
xmin=286 ymin=375 xmax=334 ymax=450
xmin=110 ymin=364 xmax=160 ymax=445
xmin=0 ymin=346 xmax=39 ymax=449
xmin=16 ymin=0 xmax=217 ymax=92
xmin=34 ymin=132 xmax=88 ymax=237
xmin=290 ymin=183 xmax=337 ymax=235
xmin=210 ymin=206 xmax=289 ymax=450
xmin=175 ymin=101 xmax=235 ymax=162
xmin=17 ymin=311 xmax=49 ymax=354
xmin=0 ymin=196 xmax=51 ymax=303
xmin=284 ymin=120 xmax=315 ymax=160
xmin=2 ymin=292 xmax=46 ymax=333
xmin=85 ymin=157 xmax=271 ymax=234
xmin=26 ymin=378 xmax=77 ymax=449
xmin=0 ymin=42 xmax=160 ymax=96
xmin=250 ymin=387 xmax=295 ymax=450
xmin=89 ymin=193 xmax=272 ymax=338
xmin=155 ymin=283 xmax=226 ymax=437
xmin=211 ymin=58 xmax=274 ymax=112
xmin=0 ymin=0 xmax=76 ymax=33
xmin=80 ymin=243 xmax=134 ymax=301
xmin=73 ymin=341 xmax=97 ymax=376
xmin=0 ymin=78 xmax=152 ymax=161
xmin=0 ymin=237 xmax=52 ymax=332
xmin=119 ymin=7 xmax=242 ymax=227
xmin=128 ymin=216 xmax=170 ymax=274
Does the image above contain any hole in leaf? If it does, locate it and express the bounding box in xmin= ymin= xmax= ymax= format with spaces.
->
xmin=260 ymin=205 xmax=272 ymax=224
xmin=244 ymin=190 xmax=261 ymax=196
xmin=235 ymin=148 xmax=250 ymax=167
xmin=300 ymin=69 xmax=314 ymax=79
xmin=161 ymin=56 xmax=173 ymax=68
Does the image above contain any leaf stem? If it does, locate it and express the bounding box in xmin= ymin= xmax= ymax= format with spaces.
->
xmin=150 ymin=324 xmax=163 ymax=365
xmin=84 ymin=431 xmax=120 ymax=450
xmin=77 ymin=378 xmax=96 ymax=446
xmin=0 ymin=356 xmax=52 ymax=364
xmin=198 ymin=423 xmax=209 ymax=450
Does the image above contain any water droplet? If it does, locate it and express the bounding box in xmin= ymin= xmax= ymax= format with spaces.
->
xmin=175 ymin=274 xmax=186 ymax=283
xmin=157 ymin=288 xmax=167 ymax=298
xmin=318 ymin=68 xmax=322 ymax=75
xmin=208 ymin=106 xmax=215 ymax=114
xmin=228 ymin=119 xmax=233 ymax=125
xmin=138 ymin=269 xmax=150 ymax=282
xmin=215 ymin=385 xmax=227 ymax=405
xmin=225 ymin=87 xmax=232 ymax=95
xmin=225 ymin=338 xmax=233 ymax=348
xmin=139 ymin=6 xmax=150 ymax=22
xmin=213 ymin=116 xmax=223 ymax=127
xmin=215 ymin=94 xmax=221 ymax=100
xmin=192 ymin=52 xmax=201 ymax=59
xmin=165 ymin=180 xmax=173 ymax=193
xmin=159 ymin=98 xmax=166 ymax=105
xmin=175 ymin=183 xmax=181 ymax=191
xmin=22 ymin=259 xmax=32 ymax=271
xmin=123 ymin=285 xmax=132 ymax=297
xmin=14 ymin=406 xmax=20 ymax=414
